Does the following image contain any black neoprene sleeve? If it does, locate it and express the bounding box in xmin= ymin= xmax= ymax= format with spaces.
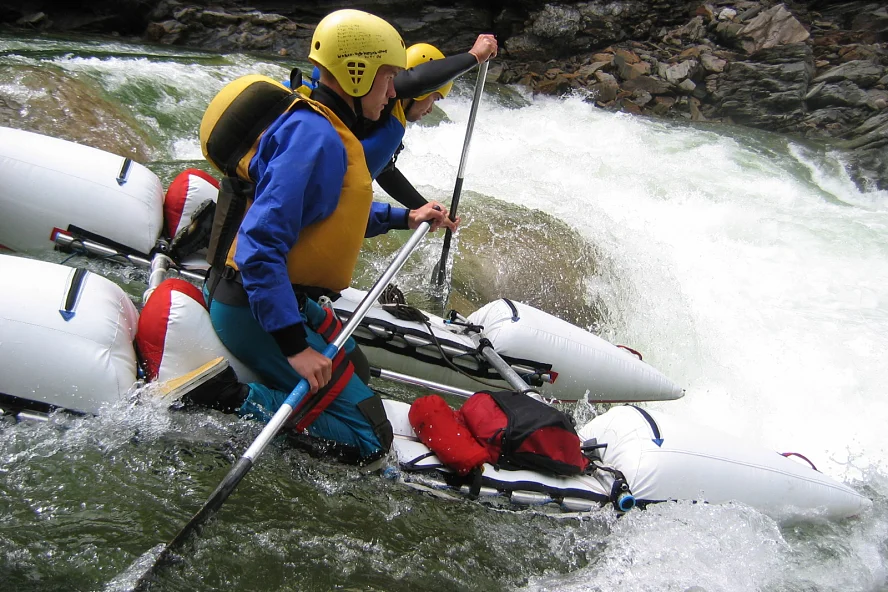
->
xmin=376 ymin=166 xmax=429 ymax=209
xmin=395 ymin=53 xmax=479 ymax=99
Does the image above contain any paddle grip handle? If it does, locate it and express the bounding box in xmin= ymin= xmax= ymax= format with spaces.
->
xmin=282 ymin=343 xmax=338 ymax=409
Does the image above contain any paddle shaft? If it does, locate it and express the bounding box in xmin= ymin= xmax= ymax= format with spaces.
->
xmin=433 ymin=60 xmax=489 ymax=288
xmin=130 ymin=222 xmax=432 ymax=591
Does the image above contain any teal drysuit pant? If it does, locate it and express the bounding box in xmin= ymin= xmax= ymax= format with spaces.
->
xmin=207 ymin=293 xmax=385 ymax=459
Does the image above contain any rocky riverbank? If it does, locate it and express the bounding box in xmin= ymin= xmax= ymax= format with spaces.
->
xmin=2 ymin=0 xmax=885 ymax=191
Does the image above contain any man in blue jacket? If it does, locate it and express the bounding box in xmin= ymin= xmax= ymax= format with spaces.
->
xmin=203 ymin=9 xmax=456 ymax=464
xmin=288 ymin=35 xmax=497 ymax=209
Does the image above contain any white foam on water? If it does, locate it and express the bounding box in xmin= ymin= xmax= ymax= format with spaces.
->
xmin=3 ymin=38 xmax=885 ymax=588
xmin=398 ymin=92 xmax=888 ymax=590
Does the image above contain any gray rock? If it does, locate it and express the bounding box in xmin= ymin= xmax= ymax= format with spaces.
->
xmin=15 ymin=12 xmax=47 ymax=26
xmin=595 ymin=71 xmax=619 ymax=85
xmin=665 ymin=16 xmax=708 ymax=43
xmin=576 ymin=61 xmax=609 ymax=79
xmin=843 ymin=110 xmax=888 ymax=146
xmin=805 ymin=81 xmax=826 ymax=101
xmin=808 ymin=80 xmax=870 ymax=109
xmin=850 ymin=6 xmax=888 ymax=35
xmin=531 ymin=4 xmax=581 ymax=38
xmin=837 ymin=111 xmax=888 ymax=190
xmin=701 ymin=52 xmax=727 ymax=73
xmin=711 ymin=43 xmax=814 ymax=131
xmin=632 ymin=89 xmax=653 ymax=106
xmin=198 ymin=10 xmax=241 ymax=27
xmin=247 ymin=12 xmax=287 ymax=26
xmin=623 ymin=75 xmax=672 ymax=95
xmin=590 ymin=81 xmax=620 ymax=103
xmin=679 ymin=78 xmax=697 ymax=93
xmin=814 ymin=60 xmax=885 ymax=88
xmin=738 ymin=4 xmax=810 ymax=54
xmin=615 ymin=53 xmax=651 ymax=80
xmin=664 ymin=59 xmax=698 ymax=83
xmin=738 ymin=5 xmax=764 ymax=23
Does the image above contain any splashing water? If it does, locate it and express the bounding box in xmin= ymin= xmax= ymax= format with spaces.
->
xmin=0 ymin=33 xmax=886 ymax=591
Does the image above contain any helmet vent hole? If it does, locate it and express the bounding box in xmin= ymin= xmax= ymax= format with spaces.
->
xmin=314 ymin=41 xmax=320 ymax=50
xmin=346 ymin=61 xmax=366 ymax=85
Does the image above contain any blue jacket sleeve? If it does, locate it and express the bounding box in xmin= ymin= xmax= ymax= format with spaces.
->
xmin=236 ymin=109 xmax=347 ymax=353
xmin=366 ymin=203 xmax=409 ymax=237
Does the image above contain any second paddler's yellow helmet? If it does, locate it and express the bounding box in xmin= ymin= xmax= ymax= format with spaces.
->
xmin=406 ymin=43 xmax=452 ymax=100
xmin=308 ymin=9 xmax=406 ymax=97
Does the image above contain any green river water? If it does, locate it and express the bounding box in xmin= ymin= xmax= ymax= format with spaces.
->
xmin=1 ymin=32 xmax=886 ymax=592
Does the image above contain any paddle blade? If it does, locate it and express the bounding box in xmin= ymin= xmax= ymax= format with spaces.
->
xmin=103 ymin=544 xmax=166 ymax=591
xmin=428 ymin=255 xmax=451 ymax=310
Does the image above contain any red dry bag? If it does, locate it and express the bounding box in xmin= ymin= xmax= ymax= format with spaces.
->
xmin=458 ymin=391 xmax=589 ymax=476
xmin=408 ymin=394 xmax=492 ymax=475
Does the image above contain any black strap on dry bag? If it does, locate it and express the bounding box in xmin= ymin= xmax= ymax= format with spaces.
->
xmin=488 ymin=390 xmax=588 ymax=475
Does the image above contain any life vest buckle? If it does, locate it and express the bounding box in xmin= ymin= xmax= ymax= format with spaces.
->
xmin=221 ymin=266 xmax=237 ymax=281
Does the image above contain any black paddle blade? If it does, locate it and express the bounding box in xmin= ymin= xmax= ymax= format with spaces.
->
xmin=428 ymin=223 xmax=455 ymax=309
xmin=428 ymin=259 xmax=451 ymax=311
xmin=114 ymin=455 xmax=255 ymax=591
xmin=430 ymin=255 xmax=446 ymax=288
xmin=103 ymin=544 xmax=166 ymax=592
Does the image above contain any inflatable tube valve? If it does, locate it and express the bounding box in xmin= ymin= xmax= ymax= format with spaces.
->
xmin=616 ymin=490 xmax=636 ymax=512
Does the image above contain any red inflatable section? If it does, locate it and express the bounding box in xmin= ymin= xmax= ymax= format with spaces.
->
xmin=163 ymin=168 xmax=219 ymax=239
xmin=136 ymin=278 xmax=261 ymax=384
xmin=408 ymin=394 xmax=492 ymax=475
xmin=136 ymin=278 xmax=206 ymax=381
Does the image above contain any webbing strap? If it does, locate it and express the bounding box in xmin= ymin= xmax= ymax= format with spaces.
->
xmin=291 ymin=356 xmax=354 ymax=432
xmin=502 ymin=298 xmax=520 ymax=322
xmin=59 ymin=267 xmax=88 ymax=321
xmin=316 ymin=307 xmax=343 ymax=343
xmin=223 ymin=92 xmax=300 ymax=178
xmin=206 ymin=177 xmax=251 ymax=307
xmin=290 ymin=305 xmax=353 ymax=432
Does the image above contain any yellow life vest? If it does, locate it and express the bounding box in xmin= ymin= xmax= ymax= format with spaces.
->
xmin=392 ymin=99 xmax=407 ymax=128
xmin=201 ymin=75 xmax=373 ymax=293
xmin=279 ymin=104 xmax=373 ymax=292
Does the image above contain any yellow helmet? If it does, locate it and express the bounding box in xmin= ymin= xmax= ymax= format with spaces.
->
xmin=406 ymin=43 xmax=452 ymax=100
xmin=308 ymin=9 xmax=406 ymax=97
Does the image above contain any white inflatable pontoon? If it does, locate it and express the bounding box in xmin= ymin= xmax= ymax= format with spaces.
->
xmin=0 ymin=255 xmax=139 ymax=414
xmin=333 ymin=288 xmax=684 ymax=402
xmin=387 ymin=401 xmax=871 ymax=520
xmin=0 ymin=255 xmax=871 ymax=520
xmin=0 ymin=127 xmax=164 ymax=256
xmin=0 ymin=128 xmax=684 ymax=404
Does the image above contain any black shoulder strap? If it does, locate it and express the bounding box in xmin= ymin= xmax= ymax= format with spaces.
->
xmin=222 ymin=90 xmax=301 ymax=177
xmin=205 ymin=176 xmax=253 ymax=307
xmin=289 ymin=67 xmax=303 ymax=90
